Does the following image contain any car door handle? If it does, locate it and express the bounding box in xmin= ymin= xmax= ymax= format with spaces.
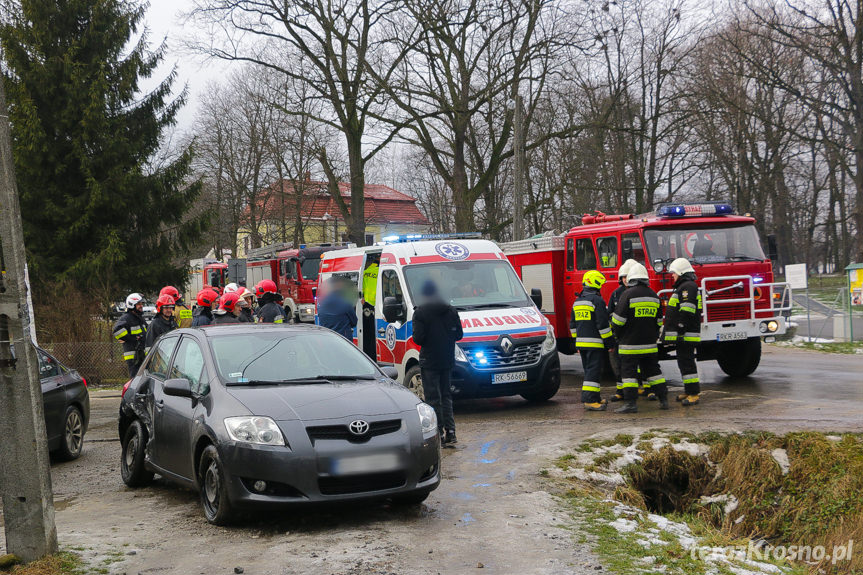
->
xmin=155 ymin=399 xmax=164 ymax=410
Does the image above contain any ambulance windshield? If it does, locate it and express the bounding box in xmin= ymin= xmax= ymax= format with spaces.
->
xmin=643 ymin=224 xmax=766 ymax=265
xmin=403 ymin=260 xmax=532 ymax=311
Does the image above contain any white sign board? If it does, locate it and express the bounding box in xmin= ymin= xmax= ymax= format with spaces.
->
xmin=785 ymin=263 xmax=808 ymax=290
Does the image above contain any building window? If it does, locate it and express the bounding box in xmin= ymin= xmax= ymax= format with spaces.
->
xmin=365 ymin=234 xmax=374 ymax=246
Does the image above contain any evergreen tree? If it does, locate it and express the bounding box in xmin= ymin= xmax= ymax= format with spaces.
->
xmin=0 ymin=0 xmax=207 ymax=295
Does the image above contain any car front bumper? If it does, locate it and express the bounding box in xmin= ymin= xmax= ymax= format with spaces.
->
xmin=217 ymin=416 xmax=440 ymax=508
xmin=451 ymin=340 xmax=561 ymax=399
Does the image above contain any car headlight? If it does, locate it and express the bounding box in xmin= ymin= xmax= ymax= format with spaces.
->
xmin=542 ymin=326 xmax=556 ymax=354
xmin=224 ymin=416 xmax=285 ymax=446
xmin=416 ymin=403 xmax=438 ymax=434
xmin=454 ymin=344 xmax=467 ymax=363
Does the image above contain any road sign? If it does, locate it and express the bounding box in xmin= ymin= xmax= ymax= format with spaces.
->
xmin=785 ymin=263 xmax=808 ymax=290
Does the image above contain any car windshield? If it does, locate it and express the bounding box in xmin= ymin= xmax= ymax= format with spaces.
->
xmin=209 ymin=330 xmax=378 ymax=384
xmin=643 ymin=225 xmax=766 ymax=265
xmin=300 ymin=257 xmax=320 ymax=281
xmin=402 ymin=260 xmax=532 ymax=311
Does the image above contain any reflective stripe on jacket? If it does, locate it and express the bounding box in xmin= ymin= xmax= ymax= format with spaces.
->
xmin=569 ymin=287 xmax=614 ymax=349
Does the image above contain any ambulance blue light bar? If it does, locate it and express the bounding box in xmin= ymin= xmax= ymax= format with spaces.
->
xmin=656 ymin=203 xmax=735 ymax=218
xmin=382 ymin=232 xmax=482 ymax=243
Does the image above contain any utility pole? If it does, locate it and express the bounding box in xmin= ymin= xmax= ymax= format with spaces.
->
xmin=513 ymin=95 xmax=525 ymax=240
xmin=0 ymin=78 xmax=58 ymax=561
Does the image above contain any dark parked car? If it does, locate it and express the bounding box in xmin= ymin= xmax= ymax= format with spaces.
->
xmin=37 ymin=347 xmax=90 ymax=460
xmin=118 ymin=324 xmax=441 ymax=524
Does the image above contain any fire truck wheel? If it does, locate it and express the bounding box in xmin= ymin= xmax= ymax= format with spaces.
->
xmin=717 ymin=337 xmax=761 ymax=378
xmin=404 ymin=365 xmax=425 ymax=401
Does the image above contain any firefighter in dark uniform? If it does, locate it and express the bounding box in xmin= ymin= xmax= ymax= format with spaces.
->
xmin=144 ymin=294 xmax=177 ymax=355
xmin=192 ymin=288 xmax=218 ymax=327
xmin=611 ymin=263 xmax=668 ymax=413
xmin=212 ymin=292 xmax=241 ymax=325
xmin=113 ymin=293 xmax=147 ymax=377
xmin=607 ymin=259 xmax=637 ymax=402
xmin=570 ymin=270 xmax=615 ymax=411
xmin=663 ymin=257 xmax=702 ymax=406
xmin=255 ymin=279 xmax=286 ymax=323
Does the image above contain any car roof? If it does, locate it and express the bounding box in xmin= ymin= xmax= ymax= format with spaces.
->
xmin=185 ymin=324 xmax=332 ymax=339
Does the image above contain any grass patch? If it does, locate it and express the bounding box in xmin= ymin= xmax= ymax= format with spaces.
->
xmin=790 ymin=341 xmax=863 ymax=354
xmin=553 ymin=430 xmax=863 ymax=574
xmin=0 ymin=552 xmax=85 ymax=575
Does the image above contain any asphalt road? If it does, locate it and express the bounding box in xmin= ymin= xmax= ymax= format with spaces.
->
xmin=1 ymin=346 xmax=862 ymax=574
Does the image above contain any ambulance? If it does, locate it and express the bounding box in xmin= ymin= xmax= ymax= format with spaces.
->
xmin=501 ymin=203 xmax=793 ymax=378
xmin=317 ymin=234 xmax=561 ymax=402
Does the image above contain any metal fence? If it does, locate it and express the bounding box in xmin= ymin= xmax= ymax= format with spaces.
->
xmin=42 ymin=341 xmax=129 ymax=386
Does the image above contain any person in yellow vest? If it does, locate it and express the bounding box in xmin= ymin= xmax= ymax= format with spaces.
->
xmin=160 ymin=286 xmax=193 ymax=328
xmin=361 ymin=261 xmax=379 ymax=359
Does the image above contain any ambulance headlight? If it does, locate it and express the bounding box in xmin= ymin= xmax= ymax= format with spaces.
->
xmin=542 ymin=326 xmax=556 ymax=354
xmin=454 ymin=345 xmax=467 ymax=363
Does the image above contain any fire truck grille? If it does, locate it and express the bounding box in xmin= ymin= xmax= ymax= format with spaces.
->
xmin=467 ymin=342 xmax=542 ymax=370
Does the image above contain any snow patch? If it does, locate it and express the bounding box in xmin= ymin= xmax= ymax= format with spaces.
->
xmin=670 ymin=440 xmax=707 ymax=457
xmin=700 ymin=494 xmax=739 ymax=515
xmin=770 ymin=448 xmax=790 ymax=475
xmin=609 ymin=517 xmax=638 ymax=533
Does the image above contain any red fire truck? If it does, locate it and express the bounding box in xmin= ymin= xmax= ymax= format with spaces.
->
xmin=188 ymin=242 xmax=352 ymax=322
xmin=501 ymin=203 xmax=792 ymax=377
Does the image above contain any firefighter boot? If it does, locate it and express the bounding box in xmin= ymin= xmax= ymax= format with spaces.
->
xmin=675 ymin=394 xmax=688 ymax=402
xmin=615 ymin=400 xmax=638 ymax=414
xmin=609 ymin=391 xmax=624 ymax=402
xmin=657 ymin=390 xmax=669 ymax=410
xmin=681 ymin=395 xmax=700 ymax=406
xmin=584 ymin=402 xmax=607 ymax=411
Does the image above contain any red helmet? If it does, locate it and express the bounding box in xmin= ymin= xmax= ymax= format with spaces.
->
xmin=159 ymin=285 xmax=180 ymax=300
xmin=220 ymin=292 xmax=241 ymax=313
xmin=255 ymin=279 xmax=278 ymax=297
xmin=156 ymin=294 xmax=175 ymax=313
xmin=196 ymin=288 xmax=219 ymax=307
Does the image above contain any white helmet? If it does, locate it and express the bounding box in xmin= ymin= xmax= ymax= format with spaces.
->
xmin=669 ymin=257 xmax=695 ymax=276
xmin=125 ymin=293 xmax=144 ymax=310
xmin=618 ymin=259 xmax=638 ymax=278
xmin=224 ymin=283 xmax=239 ymax=294
xmin=625 ymin=263 xmax=649 ymax=286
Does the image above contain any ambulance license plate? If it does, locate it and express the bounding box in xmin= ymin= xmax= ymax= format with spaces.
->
xmin=493 ymin=371 xmax=527 ymax=384
xmin=716 ymin=331 xmax=747 ymax=342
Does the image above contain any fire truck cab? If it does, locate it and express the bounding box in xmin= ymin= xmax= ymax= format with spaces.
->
xmin=502 ymin=203 xmax=792 ymax=378
xmin=318 ymin=234 xmax=561 ymax=402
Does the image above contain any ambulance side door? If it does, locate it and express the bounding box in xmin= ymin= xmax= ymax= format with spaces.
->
xmin=376 ymin=268 xmax=407 ymax=364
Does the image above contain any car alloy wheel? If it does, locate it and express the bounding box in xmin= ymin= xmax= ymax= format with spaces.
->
xmin=121 ymin=419 xmax=154 ymax=487
xmin=198 ymin=445 xmax=234 ymax=525
xmin=65 ymin=408 xmax=83 ymax=456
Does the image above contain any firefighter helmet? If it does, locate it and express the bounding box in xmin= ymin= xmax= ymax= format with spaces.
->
xmin=255 ymin=279 xmax=278 ymax=297
xmin=196 ymin=288 xmax=219 ymax=307
xmin=239 ymin=287 xmax=254 ymax=301
xmin=125 ymin=293 xmax=144 ymax=310
xmin=220 ymin=292 xmax=240 ymax=313
xmin=159 ymin=285 xmax=180 ymax=300
xmin=224 ymin=283 xmax=239 ymax=294
xmin=618 ymin=259 xmax=638 ymax=278
xmin=669 ymin=257 xmax=695 ymax=277
xmin=156 ymin=294 xmax=175 ymax=313
xmin=582 ymin=270 xmax=606 ymax=290
xmin=625 ymin=263 xmax=650 ymax=286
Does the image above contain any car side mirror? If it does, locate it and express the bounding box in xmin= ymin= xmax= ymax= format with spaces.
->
xmin=653 ymin=259 xmax=666 ymax=273
xmin=383 ymin=296 xmax=405 ymax=323
xmin=379 ymin=365 xmax=399 ymax=380
xmin=622 ymin=239 xmax=633 ymax=260
xmin=530 ymin=288 xmax=543 ymax=309
xmin=163 ymin=378 xmax=193 ymax=398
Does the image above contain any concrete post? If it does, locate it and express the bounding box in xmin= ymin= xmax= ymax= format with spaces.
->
xmin=0 ymin=78 xmax=58 ymax=560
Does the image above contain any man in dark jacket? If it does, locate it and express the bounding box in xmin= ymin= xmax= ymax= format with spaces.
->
xmin=113 ymin=293 xmax=148 ymax=377
xmin=412 ymin=280 xmax=463 ymax=446
xmin=237 ymin=288 xmax=255 ymax=322
xmin=145 ymin=294 xmax=177 ymax=355
xmin=212 ymin=292 xmax=241 ymax=325
xmin=318 ymin=278 xmax=358 ymax=340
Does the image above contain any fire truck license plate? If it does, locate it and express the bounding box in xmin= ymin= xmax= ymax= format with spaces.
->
xmin=716 ymin=331 xmax=747 ymax=342
xmin=493 ymin=371 xmax=528 ymax=384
